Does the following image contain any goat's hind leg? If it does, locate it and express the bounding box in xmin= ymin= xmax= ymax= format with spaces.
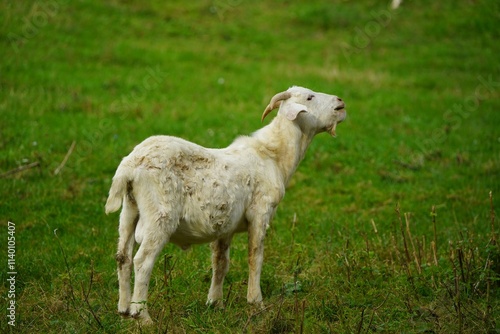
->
xmin=116 ymin=197 xmax=138 ymax=317
xmin=129 ymin=214 xmax=170 ymax=324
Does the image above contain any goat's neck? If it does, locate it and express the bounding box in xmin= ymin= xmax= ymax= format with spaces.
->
xmin=256 ymin=116 xmax=315 ymax=185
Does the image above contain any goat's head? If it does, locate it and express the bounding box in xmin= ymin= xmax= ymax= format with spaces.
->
xmin=262 ymin=86 xmax=347 ymax=137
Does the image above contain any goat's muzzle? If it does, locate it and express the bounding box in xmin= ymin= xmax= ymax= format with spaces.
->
xmin=334 ymin=102 xmax=346 ymax=111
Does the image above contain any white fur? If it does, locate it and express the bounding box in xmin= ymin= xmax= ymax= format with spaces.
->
xmin=105 ymin=86 xmax=346 ymax=324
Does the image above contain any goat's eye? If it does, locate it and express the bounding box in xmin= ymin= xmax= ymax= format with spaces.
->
xmin=307 ymin=95 xmax=314 ymax=101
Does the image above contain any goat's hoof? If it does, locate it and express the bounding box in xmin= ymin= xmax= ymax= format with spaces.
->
xmin=131 ymin=312 xmax=153 ymax=326
xmin=118 ymin=309 xmax=131 ymax=318
xmin=207 ymin=299 xmax=225 ymax=310
xmin=139 ymin=316 xmax=153 ymax=326
xmin=249 ymin=301 xmax=265 ymax=310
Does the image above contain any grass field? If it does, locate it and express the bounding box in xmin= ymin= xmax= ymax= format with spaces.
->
xmin=1 ymin=0 xmax=500 ymax=332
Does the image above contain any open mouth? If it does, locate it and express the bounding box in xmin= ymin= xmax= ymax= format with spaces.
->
xmin=334 ymin=103 xmax=345 ymax=111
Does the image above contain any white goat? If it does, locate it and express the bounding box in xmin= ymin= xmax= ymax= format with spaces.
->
xmin=105 ymin=86 xmax=347 ymax=324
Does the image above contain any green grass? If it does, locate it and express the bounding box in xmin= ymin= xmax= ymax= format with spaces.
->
xmin=1 ymin=0 xmax=499 ymax=332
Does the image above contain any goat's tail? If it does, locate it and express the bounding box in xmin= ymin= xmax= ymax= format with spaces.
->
xmin=105 ymin=165 xmax=132 ymax=214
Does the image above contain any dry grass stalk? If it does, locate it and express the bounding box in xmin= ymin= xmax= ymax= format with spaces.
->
xmin=0 ymin=161 xmax=40 ymax=178
xmin=54 ymin=140 xmax=76 ymax=175
xmin=405 ymin=213 xmax=422 ymax=274
xmin=371 ymin=219 xmax=382 ymax=245
xmin=490 ymin=191 xmax=496 ymax=244
xmin=431 ymin=241 xmax=438 ymax=266
xmin=299 ymin=300 xmax=306 ymax=334
xmin=397 ymin=205 xmax=411 ymax=265
xmin=432 ymin=205 xmax=438 ymax=250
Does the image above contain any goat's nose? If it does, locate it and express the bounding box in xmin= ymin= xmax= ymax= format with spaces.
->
xmin=334 ymin=97 xmax=346 ymax=111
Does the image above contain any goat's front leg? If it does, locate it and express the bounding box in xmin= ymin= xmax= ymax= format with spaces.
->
xmin=247 ymin=220 xmax=267 ymax=304
xmin=207 ymin=236 xmax=232 ymax=308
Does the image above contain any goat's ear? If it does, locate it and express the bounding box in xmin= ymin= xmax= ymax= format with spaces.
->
xmin=279 ymin=102 xmax=308 ymax=121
